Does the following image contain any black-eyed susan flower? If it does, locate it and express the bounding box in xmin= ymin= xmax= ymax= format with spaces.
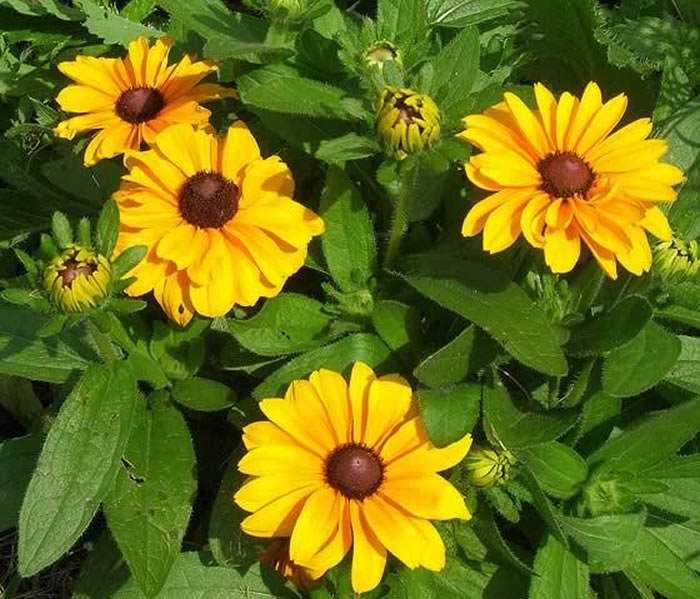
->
xmin=458 ymin=82 xmax=685 ymax=279
xmin=234 ymin=362 xmax=472 ymax=594
xmin=113 ymin=121 xmax=324 ymax=326
xmin=653 ymin=237 xmax=700 ymax=281
xmin=43 ymin=244 xmax=111 ymax=312
xmin=376 ymin=86 xmax=440 ymax=160
xmin=464 ymin=445 xmax=515 ymax=488
xmin=259 ymin=539 xmax=323 ymax=591
xmin=54 ymin=36 xmax=236 ymax=166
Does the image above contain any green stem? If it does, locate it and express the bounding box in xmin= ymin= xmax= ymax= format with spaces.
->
xmin=383 ymin=162 xmax=415 ymax=269
xmin=87 ymin=318 xmax=118 ymax=364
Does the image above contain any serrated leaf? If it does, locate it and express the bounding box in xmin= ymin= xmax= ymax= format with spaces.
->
xmin=18 ymin=361 xmax=138 ymax=576
xmin=320 ymin=166 xmax=377 ymax=292
xmin=253 ymin=333 xmax=392 ymax=399
xmin=211 ymin=293 xmax=334 ymax=357
xmin=51 ymin=211 xmax=72 ymax=248
xmin=566 ymin=296 xmax=652 ymax=357
xmin=427 ymin=0 xmax=524 ymax=27
xmin=400 ymin=252 xmax=567 ymax=376
xmin=112 ymin=245 xmax=147 ymax=280
xmin=0 ymin=0 xmax=81 ymax=20
xmin=519 ymin=441 xmax=588 ymax=499
xmin=203 ymin=37 xmax=292 ymax=62
xmin=473 ymin=507 xmax=536 ymax=575
xmin=81 ymin=0 xmax=163 ymax=46
xmin=96 ymin=198 xmax=120 ymax=257
xmin=665 ymin=335 xmax=700 ymax=392
xmin=418 ymin=384 xmax=480 ymax=448
xmin=371 ymin=300 xmax=421 ymax=354
xmin=529 ymin=533 xmax=591 ymax=599
xmin=645 ymin=512 xmax=700 ymax=572
xmin=103 ymin=392 xmax=196 ymax=598
xmin=643 ymin=456 xmax=700 ymax=521
xmin=602 ymin=321 xmax=681 ymax=397
xmin=171 ymin=377 xmax=236 ymax=412
xmin=657 ymin=95 xmax=700 ymax=172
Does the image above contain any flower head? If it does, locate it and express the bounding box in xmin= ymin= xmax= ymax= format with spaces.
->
xmin=259 ymin=539 xmax=323 ymax=591
xmin=459 ymin=82 xmax=685 ymax=279
xmin=376 ymin=86 xmax=440 ymax=160
xmin=364 ymin=41 xmax=402 ymax=70
xmin=113 ymin=121 xmax=324 ymax=326
xmin=43 ymin=244 xmax=111 ymax=312
xmin=54 ymin=36 xmax=236 ymax=166
xmin=653 ymin=237 xmax=700 ymax=282
xmin=235 ymin=362 xmax=472 ymax=594
xmin=464 ymin=445 xmax=515 ymax=488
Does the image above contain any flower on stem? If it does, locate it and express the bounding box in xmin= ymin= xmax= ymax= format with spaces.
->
xmin=376 ymin=86 xmax=440 ymax=160
xmin=113 ymin=121 xmax=324 ymax=326
xmin=464 ymin=445 xmax=516 ymax=488
xmin=458 ymin=82 xmax=685 ymax=279
xmin=364 ymin=41 xmax=402 ymax=70
xmin=53 ymin=36 xmax=236 ymax=166
xmin=234 ymin=361 xmax=472 ymax=594
xmin=43 ymin=244 xmax=111 ymax=313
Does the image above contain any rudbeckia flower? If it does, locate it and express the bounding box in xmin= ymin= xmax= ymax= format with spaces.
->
xmin=459 ymin=82 xmax=685 ymax=278
xmin=113 ymin=121 xmax=324 ymax=326
xmin=234 ymin=362 xmax=472 ymax=594
xmin=54 ymin=36 xmax=236 ymax=166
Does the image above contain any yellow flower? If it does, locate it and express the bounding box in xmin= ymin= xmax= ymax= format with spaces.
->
xmin=376 ymin=86 xmax=440 ymax=160
xmin=234 ymin=362 xmax=472 ymax=594
xmin=54 ymin=36 xmax=236 ymax=166
xmin=464 ymin=445 xmax=515 ymax=488
xmin=458 ymin=82 xmax=685 ymax=279
xmin=653 ymin=237 xmax=700 ymax=281
xmin=113 ymin=121 xmax=324 ymax=326
xmin=259 ymin=538 xmax=323 ymax=591
xmin=44 ymin=244 xmax=111 ymax=312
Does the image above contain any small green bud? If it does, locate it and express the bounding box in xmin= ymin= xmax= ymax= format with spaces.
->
xmin=364 ymin=41 xmax=402 ymax=70
xmin=464 ymin=445 xmax=516 ymax=488
xmin=653 ymin=237 xmax=700 ymax=282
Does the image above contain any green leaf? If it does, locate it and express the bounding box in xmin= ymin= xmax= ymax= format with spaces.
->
xmin=399 ymin=152 xmax=452 ymax=223
xmin=657 ymin=94 xmax=700 ymax=172
xmin=519 ymin=441 xmax=588 ymax=499
xmin=211 ymin=293 xmax=334 ymax=357
xmin=665 ymin=335 xmax=700 ymax=393
xmin=371 ymin=300 xmax=421 ymax=354
xmin=51 ymin=211 xmax=73 ymax=248
xmin=0 ymin=304 xmax=99 ymax=383
xmin=566 ymin=296 xmax=653 ymax=357
xmin=377 ymin=0 xmax=428 ymax=45
xmin=81 ymin=0 xmax=164 ymax=46
xmin=643 ymin=456 xmax=700 ymax=521
xmin=96 ymin=198 xmax=120 ymax=258
xmin=602 ymin=321 xmax=681 ymax=397
xmin=103 ymin=392 xmax=196 ymax=598
xmin=400 ymin=252 xmax=567 ymax=376
xmin=668 ymin=158 xmax=700 ymax=241
xmin=313 ymin=133 xmax=381 ymax=163
xmin=253 ymin=333 xmax=391 ymax=399
xmin=529 ymin=533 xmax=591 ymax=599
xmin=427 ymin=0 xmax=525 ymax=27
xmin=483 ymin=378 xmax=578 ymax=449
xmin=417 ymin=383 xmax=480 ymax=447
xmin=519 ymin=467 xmax=568 ymax=545
xmin=320 ymin=166 xmax=377 ymax=292
xmin=112 ymin=246 xmax=147 ymax=280
xmin=121 ymin=0 xmax=157 ymax=21
xmin=0 ymin=435 xmax=41 ymax=533
xmin=472 ymin=507 xmax=536 ymax=575
xmin=625 ymin=528 xmax=700 ymax=599
xmin=171 ymin=377 xmax=236 ymax=412
xmin=558 ymin=510 xmax=646 ymax=573
xmin=414 ymin=324 xmax=499 ymax=388
xmin=203 ymin=37 xmax=292 ymax=62
xmin=72 ymin=532 xmax=131 ymax=598
xmin=0 ymin=0 xmax=81 ymax=20
xmin=18 ymin=361 xmax=138 ymax=576
xmin=586 ymin=397 xmax=700 ymax=478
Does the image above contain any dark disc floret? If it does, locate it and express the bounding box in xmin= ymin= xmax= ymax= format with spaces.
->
xmin=178 ymin=171 xmax=240 ymax=229
xmin=115 ymin=87 xmax=165 ymax=124
xmin=394 ymin=96 xmax=421 ymax=126
xmin=60 ymin=260 xmax=96 ymax=288
xmin=326 ymin=444 xmax=384 ymax=499
xmin=538 ymin=151 xmax=595 ymax=198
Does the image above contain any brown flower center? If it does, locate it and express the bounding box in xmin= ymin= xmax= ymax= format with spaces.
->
xmin=115 ymin=87 xmax=165 ymax=124
xmin=60 ymin=260 xmax=96 ymax=288
xmin=178 ymin=171 xmax=239 ymax=229
xmin=539 ymin=151 xmax=595 ymax=197
xmin=394 ymin=97 xmax=420 ymax=125
xmin=326 ymin=444 xmax=383 ymax=499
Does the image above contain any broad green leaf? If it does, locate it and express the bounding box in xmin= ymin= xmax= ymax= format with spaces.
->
xmin=212 ymin=294 xmax=334 ymax=357
xmin=519 ymin=441 xmax=588 ymax=499
xmin=18 ymin=362 xmax=138 ymax=576
xmin=399 ymin=152 xmax=452 ymax=223
xmin=657 ymin=95 xmax=700 ymax=172
xmin=625 ymin=528 xmax=700 ymax=599
xmin=586 ymin=397 xmax=700 ymax=477
xmin=483 ymin=378 xmax=578 ymax=449
xmin=320 ymin=166 xmax=377 ymax=292
xmin=529 ymin=534 xmax=591 ymax=599
xmin=558 ymin=511 xmax=646 ymax=573
xmin=600 ymin=573 xmax=655 ymax=599
xmin=203 ymin=37 xmax=292 ymax=61
xmin=313 ymin=133 xmax=381 ymax=163
xmin=0 ymin=304 xmax=99 ymax=383
xmin=414 ymin=324 xmax=499 ymax=388
xmin=645 ymin=512 xmax=700 ymax=572
xmin=602 ymin=321 xmax=681 ymax=397
xmin=122 ymin=0 xmax=157 ymax=21
xmin=417 ymin=383 xmax=480 ymax=447
xmin=520 ymin=467 xmax=568 ymax=545
xmin=96 ymin=198 xmax=120 ymax=258
xmin=81 ymin=0 xmax=163 ymax=46
xmin=400 ymin=252 xmax=567 ymax=376
xmin=103 ymin=392 xmax=196 ymax=598
xmin=171 ymin=377 xmax=236 ymax=412
xmin=0 ymin=0 xmax=81 ymax=19
xmin=377 ymin=0 xmax=428 ymax=45
xmin=253 ymin=333 xmax=391 ymax=399
xmin=371 ymin=300 xmax=421 ymax=354
xmin=566 ymin=296 xmax=652 ymax=357
xmin=0 ymin=435 xmax=41 ymax=533
xmin=427 ymin=0 xmax=524 ymax=27
xmin=643 ymin=456 xmax=700 ymax=520
xmin=665 ymin=335 xmax=700 ymax=393
xmin=668 ymin=158 xmax=700 ymax=241
xmin=472 ymin=507 xmax=535 ymax=575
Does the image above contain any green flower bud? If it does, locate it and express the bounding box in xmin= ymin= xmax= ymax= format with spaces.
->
xmin=364 ymin=41 xmax=402 ymax=70
xmin=464 ymin=445 xmax=516 ymax=488
xmin=653 ymin=237 xmax=700 ymax=282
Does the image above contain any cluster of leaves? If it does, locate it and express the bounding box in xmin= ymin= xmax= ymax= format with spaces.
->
xmin=0 ymin=0 xmax=699 ymax=598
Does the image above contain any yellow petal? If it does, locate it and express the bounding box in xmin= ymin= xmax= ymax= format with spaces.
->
xmin=145 ymin=36 xmax=172 ymax=87
xmin=534 ymin=82 xmax=558 ymax=149
xmin=309 ymin=369 xmax=351 ymax=445
xmin=461 ymin=189 xmax=521 ymax=237
xmin=259 ymin=396 xmax=334 ymax=456
xmin=242 ymin=421 xmax=295 ymax=450
xmin=285 ymin=379 xmax=338 ymax=451
xmin=152 ymin=270 xmax=195 ymax=327
xmin=54 ymin=112 xmax=117 ymax=140
xmin=503 ymin=91 xmax=551 ymax=156
xmin=472 ymin=153 xmax=542 ymax=188
xmin=565 ymin=82 xmax=603 ymax=150
xmin=575 ymin=92 xmax=628 ymax=155
xmin=238 ymin=444 xmax=323 ymax=477
xmin=349 ymin=361 xmax=376 ymax=444
xmin=616 ymin=225 xmax=652 ymax=276
xmin=124 ymin=148 xmax=186 ymax=197
xmin=584 ymin=118 xmax=653 ymax=163
xmin=412 ymin=518 xmax=447 ymax=571
xmin=640 ymin=206 xmax=672 ymax=240
xmin=235 ymin=198 xmax=324 ymax=248
xmin=362 ymin=378 xmax=414 ymax=449
xmin=544 ymin=224 xmax=581 ymax=274
xmin=156 ymin=223 xmax=198 ymax=269
xmin=235 ymin=475 xmax=323 ymax=512
xmin=55 ymin=85 xmax=114 ymax=113
xmin=378 ymin=417 xmax=428 ymax=464
xmin=290 ymin=486 xmax=341 ymax=564
xmin=125 ymin=36 xmax=149 ymax=86
xmin=576 ymin=225 xmax=618 ymax=279
xmin=306 ymin=497 xmax=352 ymax=572
xmin=385 ymin=433 xmax=472 ymax=477
xmin=361 ymin=495 xmax=421 ymax=569
xmin=220 ymin=120 xmax=262 ymax=182
xmin=241 ymin=156 xmax=295 ymax=210
xmin=555 ymin=92 xmax=578 ymax=152
xmin=350 ymin=500 xmax=387 ymax=594
xmin=240 ymin=485 xmax=320 ymax=537
xmin=520 ymin=193 xmax=549 ymax=248
xmin=482 ymin=193 xmax=532 ymax=252
xmin=380 ymin=474 xmax=470 ymax=520
xmin=153 ymin=123 xmax=202 ymax=176
xmin=58 ymin=56 xmax=126 ymax=96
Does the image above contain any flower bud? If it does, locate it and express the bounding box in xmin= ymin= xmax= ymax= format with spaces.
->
xmin=266 ymin=0 xmax=303 ymax=19
xmin=375 ymin=86 xmax=440 ymax=160
xmin=364 ymin=41 xmax=402 ymax=70
xmin=653 ymin=237 xmax=700 ymax=282
xmin=43 ymin=244 xmax=111 ymax=312
xmin=464 ymin=445 xmax=516 ymax=488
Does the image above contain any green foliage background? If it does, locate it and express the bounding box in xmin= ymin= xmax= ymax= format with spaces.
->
xmin=1 ymin=0 xmax=700 ymax=597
